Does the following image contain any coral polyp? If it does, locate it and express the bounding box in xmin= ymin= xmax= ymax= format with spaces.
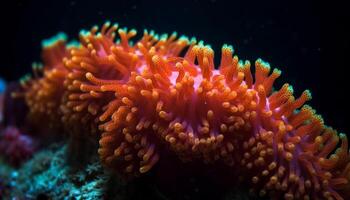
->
xmin=18 ymin=22 xmax=349 ymax=200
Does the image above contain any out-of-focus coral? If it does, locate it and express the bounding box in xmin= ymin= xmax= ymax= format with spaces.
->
xmin=3 ymin=82 xmax=28 ymax=128
xmin=0 ymin=126 xmax=36 ymax=166
xmin=0 ymin=177 xmax=8 ymax=198
xmin=21 ymin=34 xmax=70 ymax=131
xmin=0 ymin=161 xmax=16 ymax=199
xmin=0 ymin=78 xmax=5 ymax=125
xmin=0 ymin=177 xmax=7 ymax=198
xmin=0 ymin=78 xmax=5 ymax=93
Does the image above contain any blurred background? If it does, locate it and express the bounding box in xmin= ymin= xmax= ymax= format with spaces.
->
xmin=0 ymin=0 xmax=348 ymax=134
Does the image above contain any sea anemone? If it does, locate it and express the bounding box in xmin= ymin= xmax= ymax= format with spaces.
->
xmin=18 ymin=22 xmax=349 ymax=200
xmin=61 ymin=22 xmax=189 ymax=136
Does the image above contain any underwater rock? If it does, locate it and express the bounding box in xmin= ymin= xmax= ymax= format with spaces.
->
xmin=0 ymin=141 xmax=255 ymax=200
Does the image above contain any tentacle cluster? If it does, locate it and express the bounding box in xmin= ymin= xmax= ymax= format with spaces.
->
xmin=16 ymin=33 xmax=70 ymax=128
xmin=18 ymin=22 xmax=349 ymax=200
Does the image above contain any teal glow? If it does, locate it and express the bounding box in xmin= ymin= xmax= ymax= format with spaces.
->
xmin=104 ymin=21 xmax=111 ymax=27
xmin=304 ymin=89 xmax=312 ymax=99
xmin=198 ymin=40 xmax=204 ymax=46
xmin=0 ymin=78 xmax=5 ymax=93
xmin=238 ymin=60 xmax=244 ymax=68
xmin=41 ymin=32 xmax=67 ymax=47
xmin=340 ymin=133 xmax=346 ymax=139
xmin=79 ymin=30 xmax=89 ymax=37
xmin=190 ymin=37 xmax=197 ymax=44
xmin=273 ymin=68 xmax=282 ymax=75
xmin=160 ymin=34 xmax=168 ymax=41
xmin=67 ymin=40 xmax=81 ymax=48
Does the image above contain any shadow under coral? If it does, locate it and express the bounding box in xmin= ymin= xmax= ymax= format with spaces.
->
xmin=0 ymin=135 xmax=259 ymax=200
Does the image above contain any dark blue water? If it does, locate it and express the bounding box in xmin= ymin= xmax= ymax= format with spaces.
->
xmin=1 ymin=0 xmax=347 ymax=133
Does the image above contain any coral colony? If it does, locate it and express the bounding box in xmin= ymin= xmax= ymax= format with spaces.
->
xmin=11 ymin=21 xmax=349 ymax=199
